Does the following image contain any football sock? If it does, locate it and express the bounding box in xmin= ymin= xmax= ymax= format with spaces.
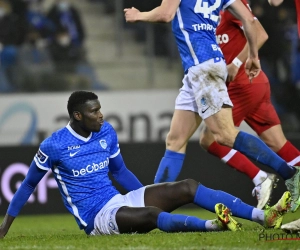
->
xmin=193 ymin=184 xmax=253 ymax=221
xmin=233 ymin=131 xmax=296 ymax=180
xmin=205 ymin=220 xmax=225 ymax=231
xmin=208 ymin=141 xmax=259 ymax=179
xmin=157 ymin=212 xmax=207 ymax=232
xmin=277 ymin=141 xmax=300 ymax=166
xmin=154 ymin=150 xmax=185 ymax=183
xmin=252 ymin=170 xmax=268 ymax=186
xmin=251 ymin=208 xmax=265 ymax=225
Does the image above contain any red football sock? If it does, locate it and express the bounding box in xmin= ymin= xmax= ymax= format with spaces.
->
xmin=207 ymin=141 xmax=259 ymax=179
xmin=276 ymin=140 xmax=300 ymax=166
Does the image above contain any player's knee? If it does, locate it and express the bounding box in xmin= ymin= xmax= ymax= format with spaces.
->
xmin=177 ymin=179 xmax=199 ymax=198
xmin=165 ymin=132 xmax=187 ymax=151
xmin=199 ymin=132 xmax=212 ymax=150
xmin=213 ymin=132 xmax=235 ymax=148
xmin=144 ymin=207 xmax=162 ymax=225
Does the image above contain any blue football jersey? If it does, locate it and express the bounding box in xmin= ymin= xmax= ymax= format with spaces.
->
xmin=172 ymin=0 xmax=235 ymax=72
xmin=34 ymin=121 xmax=120 ymax=230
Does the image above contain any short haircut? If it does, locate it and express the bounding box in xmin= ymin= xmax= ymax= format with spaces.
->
xmin=67 ymin=91 xmax=98 ymax=117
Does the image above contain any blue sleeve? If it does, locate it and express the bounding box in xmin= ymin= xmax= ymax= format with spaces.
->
xmin=109 ymin=153 xmax=143 ymax=191
xmin=7 ymin=161 xmax=48 ymax=217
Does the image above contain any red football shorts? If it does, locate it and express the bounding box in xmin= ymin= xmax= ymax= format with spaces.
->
xmin=227 ymin=78 xmax=281 ymax=135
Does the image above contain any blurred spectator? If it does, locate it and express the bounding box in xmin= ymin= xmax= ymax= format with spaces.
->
xmin=46 ymin=27 xmax=91 ymax=91
xmin=0 ymin=0 xmax=24 ymax=92
xmin=48 ymin=27 xmax=108 ymax=90
xmin=26 ymin=0 xmax=55 ymax=41
xmin=14 ymin=27 xmax=55 ymax=92
xmin=48 ymin=27 xmax=84 ymax=73
xmin=47 ymin=0 xmax=85 ymax=47
xmin=9 ymin=0 xmax=29 ymax=45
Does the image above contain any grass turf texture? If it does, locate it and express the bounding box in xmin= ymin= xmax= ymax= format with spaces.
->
xmin=1 ymin=208 xmax=300 ymax=250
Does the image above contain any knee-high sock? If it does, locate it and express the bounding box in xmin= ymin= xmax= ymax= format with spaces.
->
xmin=154 ymin=150 xmax=185 ymax=183
xmin=208 ymin=141 xmax=259 ymax=179
xmin=157 ymin=212 xmax=207 ymax=232
xmin=277 ymin=141 xmax=300 ymax=166
xmin=193 ymin=184 xmax=253 ymax=221
xmin=233 ymin=131 xmax=296 ymax=180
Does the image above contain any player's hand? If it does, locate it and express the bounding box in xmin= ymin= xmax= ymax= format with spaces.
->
xmin=226 ymin=63 xmax=239 ymax=82
xmin=245 ymin=58 xmax=261 ymax=81
xmin=124 ymin=7 xmax=140 ymax=23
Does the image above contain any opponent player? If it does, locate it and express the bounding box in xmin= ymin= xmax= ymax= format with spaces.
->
xmin=124 ymin=0 xmax=300 ymax=211
xmin=0 ymin=91 xmax=291 ymax=237
xmin=198 ymin=0 xmax=300 ymax=210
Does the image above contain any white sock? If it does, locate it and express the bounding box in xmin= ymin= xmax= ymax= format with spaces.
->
xmin=253 ymin=170 xmax=268 ymax=186
xmin=205 ymin=220 xmax=222 ymax=231
xmin=251 ymin=208 xmax=264 ymax=225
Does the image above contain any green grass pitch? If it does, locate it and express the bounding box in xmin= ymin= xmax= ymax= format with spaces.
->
xmin=1 ymin=208 xmax=300 ymax=250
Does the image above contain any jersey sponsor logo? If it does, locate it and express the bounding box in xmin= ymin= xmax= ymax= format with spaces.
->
xmin=216 ymin=34 xmax=229 ymax=44
xmin=70 ymin=151 xmax=80 ymax=157
xmin=72 ymin=157 xmax=109 ymax=176
xmin=99 ymin=140 xmax=107 ymax=149
xmin=192 ymin=23 xmax=216 ymax=32
xmin=68 ymin=145 xmax=80 ymax=150
xmin=36 ymin=148 xmax=48 ymax=164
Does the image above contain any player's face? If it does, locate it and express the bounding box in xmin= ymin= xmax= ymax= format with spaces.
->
xmin=81 ymin=99 xmax=104 ymax=132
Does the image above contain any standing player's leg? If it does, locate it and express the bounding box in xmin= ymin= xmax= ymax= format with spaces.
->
xmin=244 ymin=80 xmax=300 ymax=211
xmin=199 ymin=122 xmax=277 ymax=209
xmin=259 ymin=125 xmax=300 ymax=166
xmin=189 ymin=59 xmax=300 ymax=212
xmin=199 ymin=81 xmax=278 ymax=209
xmin=154 ymin=75 xmax=202 ymax=183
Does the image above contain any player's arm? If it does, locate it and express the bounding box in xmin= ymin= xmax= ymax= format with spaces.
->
xmin=227 ymin=18 xmax=268 ymax=82
xmin=268 ymin=0 xmax=284 ymax=6
xmin=109 ymin=153 xmax=143 ymax=191
xmin=227 ymin=0 xmax=261 ymax=79
xmin=124 ymin=0 xmax=180 ymax=23
xmin=0 ymin=161 xmax=47 ymax=238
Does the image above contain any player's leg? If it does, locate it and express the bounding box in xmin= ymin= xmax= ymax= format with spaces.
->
xmin=116 ymin=206 xmax=233 ymax=233
xmin=117 ymin=180 xmax=246 ymax=233
xmin=205 ymin=106 xmax=298 ymax=194
xmin=199 ymin=81 xmax=279 ymax=209
xmin=261 ymin=125 xmax=300 ymax=165
xmin=115 ymin=183 xmax=237 ymax=233
xmin=199 ymin=122 xmax=275 ymax=209
xmin=154 ymin=75 xmax=202 ymax=183
xmin=154 ymin=109 xmax=200 ymax=183
xmin=190 ymin=59 xmax=299 ymax=211
xmin=144 ymin=179 xmax=290 ymax=229
xmin=245 ymin=83 xmax=300 ymax=211
xmin=199 ymin=121 xmax=261 ymax=184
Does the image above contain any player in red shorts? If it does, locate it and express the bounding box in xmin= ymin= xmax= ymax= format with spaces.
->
xmin=199 ymin=0 xmax=300 ymax=210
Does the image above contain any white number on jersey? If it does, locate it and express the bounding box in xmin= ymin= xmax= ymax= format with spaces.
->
xmin=194 ymin=0 xmax=221 ymax=22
